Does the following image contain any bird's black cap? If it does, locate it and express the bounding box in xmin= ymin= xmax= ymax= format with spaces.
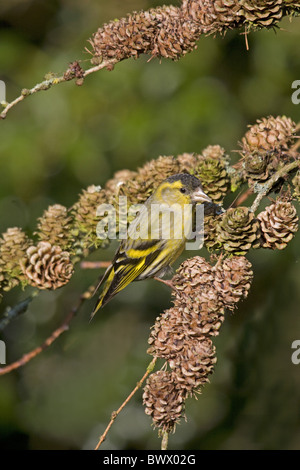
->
xmin=166 ymin=173 xmax=202 ymax=190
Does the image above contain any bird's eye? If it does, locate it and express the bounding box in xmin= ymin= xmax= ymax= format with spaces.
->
xmin=180 ymin=187 xmax=187 ymax=194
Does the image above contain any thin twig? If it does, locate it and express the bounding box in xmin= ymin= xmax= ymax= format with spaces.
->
xmin=0 ymin=76 xmax=64 ymax=120
xmin=84 ymin=61 xmax=117 ymax=76
xmin=0 ymin=316 xmax=71 ymax=375
xmin=0 ymin=59 xmax=117 ymax=120
xmin=154 ymin=277 xmax=178 ymax=292
xmin=251 ymin=159 xmax=300 ymax=213
xmin=232 ymin=187 xmax=253 ymax=207
xmin=0 ymin=2 xmax=299 ymax=122
xmin=0 ymin=284 xmax=95 ymax=376
xmin=80 ymin=261 xmax=111 ymax=269
xmin=94 ymin=357 xmax=157 ymax=450
xmin=161 ymin=431 xmax=169 ymax=450
xmin=0 ymin=290 xmax=39 ymax=332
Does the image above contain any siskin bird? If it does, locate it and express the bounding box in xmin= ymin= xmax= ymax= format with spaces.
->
xmin=91 ymin=173 xmax=212 ymax=317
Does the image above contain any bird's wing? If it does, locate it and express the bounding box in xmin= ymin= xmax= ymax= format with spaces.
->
xmin=91 ymin=241 xmax=162 ymax=316
xmin=111 ymin=240 xmax=164 ymax=288
xmin=92 ymin=262 xmax=114 ymax=297
xmin=91 ymin=193 xmax=187 ymax=316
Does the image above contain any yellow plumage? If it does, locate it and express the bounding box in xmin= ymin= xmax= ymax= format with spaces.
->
xmin=91 ymin=173 xmax=211 ymax=317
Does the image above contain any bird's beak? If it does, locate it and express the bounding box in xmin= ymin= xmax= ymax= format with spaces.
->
xmin=191 ymin=187 xmax=212 ymax=204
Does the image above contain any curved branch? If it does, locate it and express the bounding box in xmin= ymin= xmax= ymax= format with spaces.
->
xmin=80 ymin=261 xmax=111 ymax=269
xmin=0 ymin=59 xmax=117 ymax=120
xmin=0 ymin=315 xmax=71 ymax=375
xmin=1 ymin=1 xmax=299 ymax=120
xmin=251 ymin=159 xmax=300 ymax=213
xmin=0 ymin=283 xmax=95 ymax=375
xmin=94 ymin=357 xmax=157 ymax=450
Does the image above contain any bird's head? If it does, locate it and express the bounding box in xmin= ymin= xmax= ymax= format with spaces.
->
xmin=153 ymin=173 xmax=212 ymax=206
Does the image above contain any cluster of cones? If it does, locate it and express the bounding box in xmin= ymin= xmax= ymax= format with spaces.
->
xmin=205 ymin=198 xmax=298 ymax=254
xmin=0 ymin=115 xmax=299 ymax=300
xmin=89 ymin=1 xmax=300 ymax=63
xmin=143 ymin=255 xmax=253 ymax=432
xmin=241 ymin=116 xmax=297 ymax=187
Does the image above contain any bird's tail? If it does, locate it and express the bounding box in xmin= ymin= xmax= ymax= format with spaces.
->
xmin=90 ymin=294 xmax=105 ymax=321
xmin=90 ymin=264 xmax=115 ymax=321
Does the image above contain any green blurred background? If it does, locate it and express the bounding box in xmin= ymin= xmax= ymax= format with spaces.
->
xmin=0 ymin=0 xmax=300 ymax=450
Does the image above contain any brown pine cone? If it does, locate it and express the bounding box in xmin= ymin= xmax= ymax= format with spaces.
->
xmin=21 ymin=241 xmax=74 ymax=290
xmin=172 ymin=256 xmax=217 ymax=309
xmin=173 ymin=256 xmax=214 ymax=291
xmin=138 ymin=155 xmax=180 ymax=185
xmin=182 ymin=0 xmax=242 ymax=33
xmin=243 ymin=151 xmax=270 ymax=185
xmin=176 ymin=153 xmax=197 ymax=172
xmin=90 ymin=10 xmax=156 ymax=62
xmin=143 ymin=370 xmax=185 ymax=432
xmin=242 ymin=116 xmax=296 ymax=154
xmin=35 ymin=204 xmax=73 ymax=250
xmin=213 ymin=256 xmax=253 ymax=310
xmin=120 ymin=155 xmax=180 ymax=204
xmin=257 ymin=199 xmax=299 ymax=249
xmin=240 ymin=116 xmax=297 ymax=188
xmin=151 ymin=6 xmax=199 ymax=59
xmin=147 ymin=308 xmax=186 ymax=360
xmin=202 ymin=145 xmax=229 ymax=163
xmin=178 ymin=297 xmax=225 ymax=338
xmin=169 ymin=338 xmax=217 ymax=396
xmin=240 ymin=0 xmax=284 ymax=28
xmin=105 ymin=169 xmax=138 ymax=196
xmin=172 ymin=256 xmax=225 ymax=336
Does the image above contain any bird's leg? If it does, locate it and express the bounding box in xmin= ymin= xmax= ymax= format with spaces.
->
xmin=154 ymin=277 xmax=179 ymax=293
